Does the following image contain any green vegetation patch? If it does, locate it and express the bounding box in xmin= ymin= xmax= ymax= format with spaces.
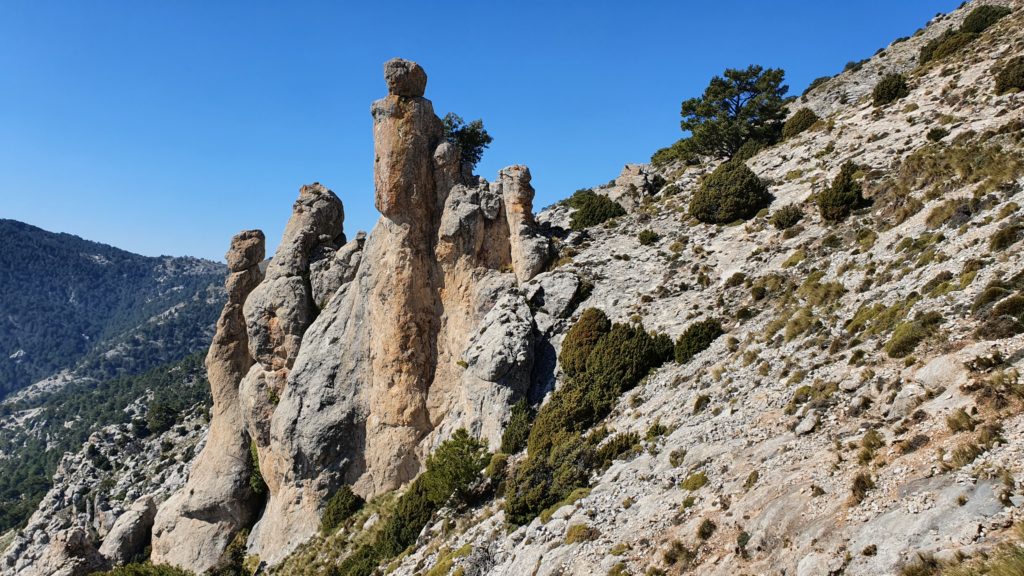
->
xmin=689 ymin=161 xmax=772 ymax=224
xmin=567 ymin=189 xmax=627 ymax=229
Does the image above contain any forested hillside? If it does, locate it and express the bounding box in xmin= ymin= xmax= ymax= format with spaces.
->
xmin=0 ymin=219 xmax=225 ymax=398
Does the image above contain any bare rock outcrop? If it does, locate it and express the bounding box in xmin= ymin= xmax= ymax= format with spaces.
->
xmin=496 ymin=165 xmax=550 ymax=282
xmin=604 ymin=163 xmax=661 ymax=210
xmin=238 ymin=58 xmax=550 ymax=564
xmin=144 ymin=58 xmax=549 ymax=569
xmin=150 ymin=230 xmax=266 ymax=573
xmin=97 ymin=496 xmax=157 ymax=566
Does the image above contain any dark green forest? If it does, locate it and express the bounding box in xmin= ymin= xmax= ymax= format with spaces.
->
xmin=0 ymin=219 xmax=225 ymax=397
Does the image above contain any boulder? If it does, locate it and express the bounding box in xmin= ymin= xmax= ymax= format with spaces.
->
xmin=98 ymin=496 xmax=156 ymax=566
xmin=384 ymin=57 xmax=428 ymax=97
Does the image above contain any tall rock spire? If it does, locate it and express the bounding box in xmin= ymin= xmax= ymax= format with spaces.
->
xmin=150 ymin=230 xmax=266 ymax=573
xmin=152 ymin=58 xmax=550 ymax=569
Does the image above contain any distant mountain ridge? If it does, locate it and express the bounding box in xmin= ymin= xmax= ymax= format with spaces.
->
xmin=0 ymin=218 xmax=226 ymax=398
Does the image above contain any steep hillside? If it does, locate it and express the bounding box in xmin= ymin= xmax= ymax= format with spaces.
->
xmin=0 ymin=219 xmax=225 ymax=398
xmin=0 ymin=222 xmax=224 ymax=537
xmin=5 ymin=2 xmax=1024 ymax=576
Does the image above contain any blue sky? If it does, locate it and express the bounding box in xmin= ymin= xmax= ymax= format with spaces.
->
xmin=0 ymin=1 xmax=958 ymax=261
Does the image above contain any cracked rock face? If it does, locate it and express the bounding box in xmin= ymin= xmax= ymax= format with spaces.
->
xmin=239 ymin=59 xmax=550 ymax=565
xmin=150 ymin=230 xmax=266 ymax=573
xmin=142 ymin=58 xmax=550 ymax=570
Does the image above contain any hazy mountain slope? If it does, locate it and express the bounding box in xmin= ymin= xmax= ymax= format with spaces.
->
xmin=0 ymin=219 xmax=225 ymax=398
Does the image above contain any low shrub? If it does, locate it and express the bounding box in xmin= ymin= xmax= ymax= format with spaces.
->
xmin=850 ymin=472 xmax=875 ymax=504
xmin=680 ymin=471 xmax=708 ymax=491
xmin=802 ymin=76 xmax=831 ymax=97
xmin=560 ymin=308 xmax=612 ymax=378
xmin=697 ymin=518 xmax=717 ymax=540
xmin=674 ymin=319 xmax=724 ymax=364
xmin=885 ymin=311 xmax=943 ymax=358
xmin=637 ymin=229 xmax=660 ymax=246
xmin=770 ymin=204 xmax=803 ymax=230
xmin=919 ymin=6 xmax=1009 ymax=66
xmin=500 ymin=399 xmax=533 ymax=454
xmin=872 ymin=74 xmax=910 ymax=106
xmin=567 ymin=189 xmax=626 ymax=229
xmin=960 ymin=5 xmax=1012 ymax=34
xmin=921 ymin=31 xmax=979 ymax=65
xmin=320 ymin=485 xmax=365 ymax=534
xmin=565 ymin=523 xmax=600 ymax=544
xmin=506 ymin=315 xmax=671 ymax=525
xmin=651 ymin=138 xmax=699 ymax=167
xmin=818 ymin=161 xmax=868 ymax=222
xmin=946 ymin=408 xmax=975 ymax=433
xmin=990 ymin=224 xmax=1022 ymax=252
xmin=596 ymin=432 xmax=641 ymax=466
xmin=732 ymin=139 xmax=767 ymax=162
xmin=782 ymin=108 xmax=819 ymax=140
xmin=689 ymin=161 xmax=772 ymax=224
xmin=996 ymin=56 xmax=1024 ymax=95
xmin=926 ymin=127 xmax=949 ymax=142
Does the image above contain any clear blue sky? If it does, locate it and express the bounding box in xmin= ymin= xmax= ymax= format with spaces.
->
xmin=0 ymin=1 xmax=957 ymax=261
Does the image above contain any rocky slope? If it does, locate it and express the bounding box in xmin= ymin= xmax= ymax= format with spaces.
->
xmin=5 ymin=2 xmax=1024 ymax=575
xmin=369 ymin=3 xmax=1024 ymax=575
xmin=1 ymin=367 xmax=210 ymax=576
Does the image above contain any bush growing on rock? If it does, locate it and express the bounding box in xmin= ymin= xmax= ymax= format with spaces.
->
xmin=560 ymin=308 xmax=612 ymax=377
xmin=500 ymin=399 xmax=533 ymax=454
xmin=926 ymin=127 xmax=949 ymax=142
xmin=506 ymin=315 xmax=672 ymax=525
xmin=995 ymin=56 xmax=1024 ymax=95
xmin=689 ymin=161 xmax=772 ymax=224
xmin=782 ymin=108 xmax=819 ymax=140
xmin=960 ymin=5 xmax=1012 ymax=34
xmin=651 ymin=138 xmax=699 ymax=167
xmin=770 ymin=204 xmax=803 ymax=230
xmin=872 ymin=74 xmax=909 ymax=106
xmin=249 ymin=441 xmax=267 ymax=497
xmin=885 ymin=311 xmax=943 ymax=358
xmin=990 ymin=224 xmax=1022 ymax=252
xmin=817 ymin=161 xmax=867 ymax=222
xmin=336 ymin=429 xmax=488 ymax=575
xmin=931 ymin=32 xmax=979 ymax=62
xmin=442 ymin=113 xmax=492 ymax=169
xmin=567 ymin=189 xmax=627 ymax=229
xmin=919 ymin=6 xmax=1010 ymax=66
xmin=320 ymin=485 xmax=364 ymax=534
xmin=674 ymin=319 xmax=724 ymax=364
xmin=802 ymin=76 xmax=831 ymax=97
xmin=638 ymin=229 xmax=660 ymax=246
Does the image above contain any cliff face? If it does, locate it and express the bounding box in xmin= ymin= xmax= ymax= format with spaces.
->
xmin=150 ymin=230 xmax=265 ymax=571
xmin=150 ymin=58 xmax=550 ymax=569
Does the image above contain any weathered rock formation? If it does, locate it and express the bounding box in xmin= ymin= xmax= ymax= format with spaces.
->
xmin=97 ymin=496 xmax=157 ymax=566
xmin=605 ymin=163 xmax=662 ymax=210
xmin=151 ymin=57 xmax=550 ymax=569
xmin=150 ymin=230 xmax=265 ymax=572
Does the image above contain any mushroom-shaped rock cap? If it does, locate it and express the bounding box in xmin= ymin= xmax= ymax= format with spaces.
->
xmin=384 ymin=58 xmax=427 ymax=97
xmin=226 ymin=229 xmax=266 ymax=272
